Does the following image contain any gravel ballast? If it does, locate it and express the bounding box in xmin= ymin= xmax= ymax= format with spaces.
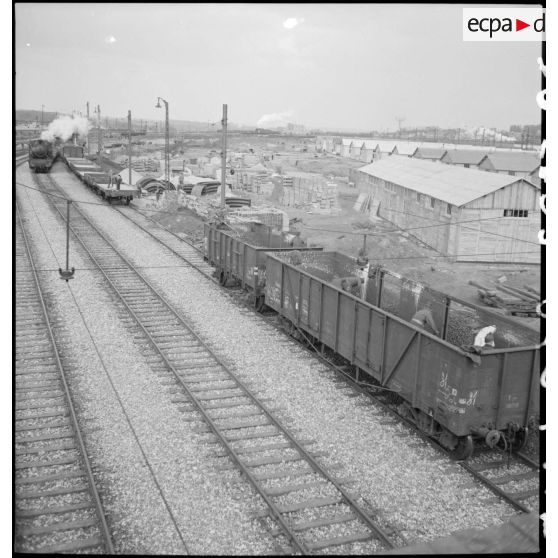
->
xmin=17 ymin=166 xmax=276 ymax=554
xmin=45 ymin=165 xmax=529 ymax=548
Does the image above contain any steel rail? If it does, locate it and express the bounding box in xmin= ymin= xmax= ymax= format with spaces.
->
xmin=15 ymin=201 xmax=115 ymax=554
xmin=37 ymin=173 xmax=397 ymax=553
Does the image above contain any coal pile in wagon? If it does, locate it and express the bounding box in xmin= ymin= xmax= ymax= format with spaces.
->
xmin=276 ymin=251 xmax=538 ymax=350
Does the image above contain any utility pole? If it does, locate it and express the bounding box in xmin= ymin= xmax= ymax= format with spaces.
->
xmin=95 ymin=105 xmax=102 ymax=154
xmin=41 ymin=105 xmax=45 ymax=127
xmin=395 ymin=116 xmax=405 ymax=138
xmin=221 ymin=103 xmax=228 ymax=209
xmin=86 ymin=102 xmax=90 ymax=155
xmin=128 ymin=110 xmax=132 ymax=186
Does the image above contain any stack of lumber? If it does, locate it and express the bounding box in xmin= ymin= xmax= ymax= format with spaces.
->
xmin=469 ymin=281 xmax=540 ymax=317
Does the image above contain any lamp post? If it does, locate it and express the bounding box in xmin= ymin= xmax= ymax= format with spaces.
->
xmin=156 ymin=97 xmax=170 ymax=185
xmin=221 ymin=104 xmax=228 ymax=209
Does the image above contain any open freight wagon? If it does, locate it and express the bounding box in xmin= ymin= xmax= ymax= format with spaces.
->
xmin=264 ymin=251 xmax=540 ymax=459
xmin=204 ymin=222 xmax=322 ymax=310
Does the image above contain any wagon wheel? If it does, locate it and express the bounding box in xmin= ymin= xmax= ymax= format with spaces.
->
xmin=450 ymin=435 xmax=474 ymax=461
xmin=510 ymin=427 xmax=529 ymax=452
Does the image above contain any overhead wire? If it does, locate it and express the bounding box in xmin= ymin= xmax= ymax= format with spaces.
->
xmin=17 ymin=179 xmax=542 ymax=247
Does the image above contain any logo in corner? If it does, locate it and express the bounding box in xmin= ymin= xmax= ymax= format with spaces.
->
xmin=463 ymin=8 xmax=545 ymax=41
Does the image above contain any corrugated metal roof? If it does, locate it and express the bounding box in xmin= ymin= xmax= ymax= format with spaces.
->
xmin=361 ymin=140 xmax=377 ymax=149
xmin=342 ymin=138 xmax=353 ymax=146
xmin=393 ymin=142 xmax=423 ymax=156
xmin=442 ymin=149 xmax=488 ymax=165
xmin=358 ymin=156 xmax=539 ymax=207
xmin=413 ymin=147 xmax=447 ymax=159
xmin=480 ymin=151 xmax=540 ymax=172
xmin=375 ymin=141 xmax=398 ymax=153
xmin=350 ymin=139 xmax=366 ymax=149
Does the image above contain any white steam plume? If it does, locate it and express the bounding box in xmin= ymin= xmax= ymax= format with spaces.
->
xmin=256 ymin=110 xmax=294 ymax=129
xmin=41 ymin=115 xmax=91 ymax=142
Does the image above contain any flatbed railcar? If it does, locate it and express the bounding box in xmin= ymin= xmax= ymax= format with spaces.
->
xmin=61 ymin=145 xmax=136 ymax=205
xmin=204 ymin=222 xmax=322 ymax=310
xmin=263 ymin=250 xmax=540 ymax=459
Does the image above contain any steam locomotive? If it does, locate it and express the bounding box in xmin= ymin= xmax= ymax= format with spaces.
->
xmin=28 ymin=139 xmax=59 ymax=173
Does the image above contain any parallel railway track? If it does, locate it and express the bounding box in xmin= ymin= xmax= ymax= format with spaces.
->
xmin=112 ymin=204 xmax=540 ymax=516
xmin=15 ymin=203 xmax=114 ymax=554
xmin=31 ymin=172 xmax=400 ymax=553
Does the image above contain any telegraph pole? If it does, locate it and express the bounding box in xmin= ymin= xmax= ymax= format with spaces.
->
xmin=128 ymin=110 xmax=132 ymax=186
xmin=95 ymin=105 xmax=102 ymax=153
xmin=220 ymin=103 xmax=228 ymax=209
xmin=86 ymin=102 xmax=90 ymax=155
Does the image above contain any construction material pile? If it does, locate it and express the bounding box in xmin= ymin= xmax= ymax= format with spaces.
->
xmin=470 ymin=280 xmax=540 ymax=318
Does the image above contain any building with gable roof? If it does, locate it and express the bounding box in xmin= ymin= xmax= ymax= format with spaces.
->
xmin=441 ymin=149 xmax=490 ymax=168
xmin=349 ymin=139 xmax=366 ymax=159
xmin=356 ymin=157 xmax=540 ymax=263
xmin=412 ymin=146 xmax=448 ymax=161
xmin=477 ymin=152 xmax=540 ymax=178
xmin=340 ymin=138 xmax=353 ymax=157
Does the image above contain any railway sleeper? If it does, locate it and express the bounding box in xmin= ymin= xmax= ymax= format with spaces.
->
xmin=15 ymin=441 xmax=76 ymax=455
xmin=244 ymin=454 xmax=303 ymax=468
xmin=20 ymin=535 xmax=105 ymax=554
xmin=16 ymin=470 xmax=84 ymax=485
xmin=306 ymin=531 xmax=373 ymax=551
xmin=16 ymin=501 xmax=92 ymax=518
xmin=17 ymin=485 xmax=88 ymax=499
xmin=15 ymin=452 xmax=80 ymax=469
xmin=16 ymin=431 xmax=75 ymax=443
xmin=492 ymin=471 xmax=539 ymax=484
xmin=277 ymin=496 xmax=343 ymax=514
xmin=16 ymin=419 xmax=71 ymax=432
xmin=265 ymin=480 xmax=329 ymax=497
xmin=17 ymin=517 xmax=99 ymax=537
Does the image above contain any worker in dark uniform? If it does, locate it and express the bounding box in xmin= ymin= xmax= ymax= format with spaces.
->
xmin=411 ymin=303 xmax=440 ymax=336
xmin=114 ymin=174 xmax=122 ymax=190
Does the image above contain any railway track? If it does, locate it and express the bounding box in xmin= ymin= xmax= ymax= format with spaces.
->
xmin=32 ymin=172 xmax=400 ymax=553
xmin=112 ymin=205 xmax=540 ymax=517
xmin=15 ymin=203 xmax=114 ymax=554
xmin=460 ymin=450 xmax=539 ymax=513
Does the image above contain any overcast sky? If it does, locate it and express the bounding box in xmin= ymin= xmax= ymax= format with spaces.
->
xmin=15 ymin=3 xmax=541 ymax=131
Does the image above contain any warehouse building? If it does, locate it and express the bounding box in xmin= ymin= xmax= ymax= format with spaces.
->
xmin=359 ymin=140 xmax=377 ymax=163
xmin=356 ymin=157 xmax=540 ymax=263
xmin=411 ymin=146 xmax=447 ymax=161
xmin=341 ymin=138 xmax=353 ymax=157
xmin=441 ymin=149 xmax=489 ymax=168
xmin=373 ymin=141 xmax=398 ymax=160
xmin=350 ymin=139 xmax=366 ymax=159
xmin=477 ymin=151 xmax=540 ymax=178
xmin=392 ymin=141 xmax=422 ymax=156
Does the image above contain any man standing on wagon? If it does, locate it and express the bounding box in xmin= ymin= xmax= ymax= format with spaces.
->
xmin=411 ymin=303 xmax=440 ymax=336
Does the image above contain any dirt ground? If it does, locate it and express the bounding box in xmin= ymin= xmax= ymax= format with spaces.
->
xmin=138 ymin=139 xmax=541 ymax=331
